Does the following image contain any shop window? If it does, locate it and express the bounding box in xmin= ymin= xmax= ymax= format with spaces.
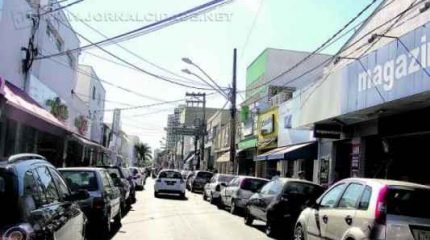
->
xmin=5 ymin=120 xmax=17 ymax=157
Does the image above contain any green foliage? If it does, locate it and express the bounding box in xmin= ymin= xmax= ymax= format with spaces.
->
xmin=135 ymin=143 xmax=152 ymax=167
xmin=46 ymin=97 xmax=69 ymax=122
xmin=74 ymin=115 xmax=88 ymax=135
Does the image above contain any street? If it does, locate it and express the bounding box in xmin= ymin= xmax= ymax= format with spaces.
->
xmin=112 ymin=179 xmax=272 ymax=240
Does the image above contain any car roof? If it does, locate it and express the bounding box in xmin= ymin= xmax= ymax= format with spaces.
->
xmin=0 ymin=159 xmax=54 ymax=170
xmin=345 ymin=178 xmax=430 ymax=189
xmin=58 ymin=167 xmax=104 ymax=172
xmin=237 ymin=176 xmax=269 ymax=181
xmin=160 ymin=169 xmax=181 ymax=173
xmin=277 ymin=178 xmax=322 ymax=187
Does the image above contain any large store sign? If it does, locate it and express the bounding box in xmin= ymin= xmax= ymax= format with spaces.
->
xmin=257 ymin=107 xmax=278 ymax=150
xmin=342 ymin=24 xmax=430 ymax=113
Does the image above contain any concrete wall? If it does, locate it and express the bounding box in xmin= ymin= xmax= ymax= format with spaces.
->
xmin=76 ymin=65 xmax=106 ymax=143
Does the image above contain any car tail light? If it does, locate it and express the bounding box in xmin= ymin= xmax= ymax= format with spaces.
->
xmin=93 ymin=197 xmax=105 ymax=209
xmin=375 ymin=185 xmax=388 ymax=225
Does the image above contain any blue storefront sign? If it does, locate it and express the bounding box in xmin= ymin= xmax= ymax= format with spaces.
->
xmin=342 ymin=23 xmax=430 ymax=113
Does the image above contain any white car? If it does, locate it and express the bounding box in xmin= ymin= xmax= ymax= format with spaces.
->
xmin=203 ymin=174 xmax=236 ymax=203
xmin=154 ymin=169 xmax=186 ymax=198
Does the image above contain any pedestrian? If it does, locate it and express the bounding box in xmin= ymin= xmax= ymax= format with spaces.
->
xmin=272 ymin=170 xmax=281 ymax=180
xmin=298 ymin=171 xmax=305 ymax=180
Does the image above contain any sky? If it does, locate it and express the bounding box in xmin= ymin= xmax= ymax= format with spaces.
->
xmin=65 ymin=0 xmax=381 ymax=151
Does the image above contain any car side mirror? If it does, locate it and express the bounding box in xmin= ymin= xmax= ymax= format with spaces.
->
xmin=66 ymin=189 xmax=90 ymax=202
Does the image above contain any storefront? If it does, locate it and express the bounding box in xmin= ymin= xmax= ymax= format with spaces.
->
xmin=237 ymin=136 xmax=257 ymax=176
xmin=301 ymin=15 xmax=430 ymax=185
xmin=255 ymin=107 xmax=278 ymax=178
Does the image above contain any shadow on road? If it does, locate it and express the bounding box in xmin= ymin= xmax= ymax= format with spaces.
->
xmin=86 ymin=206 xmax=134 ymax=240
xmin=155 ymin=194 xmax=188 ymax=201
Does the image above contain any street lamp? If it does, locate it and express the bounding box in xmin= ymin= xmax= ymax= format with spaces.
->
xmin=181 ymin=57 xmax=229 ymax=99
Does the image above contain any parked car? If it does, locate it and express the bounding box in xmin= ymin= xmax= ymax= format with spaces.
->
xmin=294 ymin=178 xmax=430 ymax=240
xmin=154 ymin=169 xmax=186 ymax=198
xmin=59 ymin=167 xmax=122 ymax=239
xmin=203 ymin=174 xmax=236 ymax=203
xmin=129 ymin=167 xmax=144 ymax=191
xmin=99 ymin=166 xmax=133 ymax=210
xmin=181 ymin=170 xmax=191 ymax=180
xmin=220 ymin=176 xmax=269 ymax=213
xmin=185 ymin=171 xmax=195 ymax=190
xmin=0 ymin=154 xmax=89 ymax=240
xmin=122 ymin=167 xmax=137 ymax=202
xmin=244 ymin=178 xmax=324 ymax=237
xmin=188 ymin=171 xmax=213 ymax=193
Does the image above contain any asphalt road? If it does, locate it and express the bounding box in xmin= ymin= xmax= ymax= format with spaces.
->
xmin=112 ymin=179 xmax=272 ymax=240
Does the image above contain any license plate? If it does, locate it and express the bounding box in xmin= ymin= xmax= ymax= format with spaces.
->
xmin=165 ymin=181 xmax=175 ymax=185
xmin=415 ymin=230 xmax=430 ymax=240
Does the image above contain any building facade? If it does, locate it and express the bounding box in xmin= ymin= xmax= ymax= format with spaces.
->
xmin=295 ymin=0 xmax=430 ymax=185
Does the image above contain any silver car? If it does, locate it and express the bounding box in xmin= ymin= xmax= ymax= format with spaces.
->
xmin=294 ymin=178 xmax=430 ymax=240
xmin=220 ymin=176 xmax=269 ymax=214
xmin=203 ymin=174 xmax=236 ymax=203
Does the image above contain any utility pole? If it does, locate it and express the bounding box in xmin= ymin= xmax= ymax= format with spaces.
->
xmin=229 ymin=49 xmax=237 ymax=174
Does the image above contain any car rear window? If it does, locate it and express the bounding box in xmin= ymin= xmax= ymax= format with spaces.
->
xmin=60 ymin=171 xmax=99 ymax=192
xmin=106 ymin=168 xmax=122 ymax=179
xmin=241 ymin=179 xmax=268 ymax=192
xmin=218 ymin=175 xmax=235 ymax=183
xmin=196 ymin=172 xmax=213 ymax=179
xmin=386 ymin=187 xmax=430 ymax=219
xmin=0 ymin=169 xmax=19 ymax=225
xmin=284 ymin=182 xmax=324 ymax=199
xmin=159 ymin=171 xmax=182 ymax=179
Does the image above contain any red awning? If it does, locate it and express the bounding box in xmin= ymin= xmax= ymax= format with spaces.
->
xmin=3 ymin=82 xmax=71 ymax=132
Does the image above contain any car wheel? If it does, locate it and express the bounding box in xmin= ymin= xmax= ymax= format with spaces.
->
xmin=230 ymin=199 xmax=238 ymax=215
xmin=100 ymin=217 xmax=111 ymax=239
xmin=120 ymin=200 xmax=127 ymax=213
xmin=294 ymin=224 xmax=305 ymax=240
xmin=202 ymin=191 xmax=207 ymax=201
xmin=244 ymin=208 xmax=254 ymax=226
xmin=154 ymin=192 xmax=159 ymax=198
xmin=265 ymin=221 xmax=277 ymax=238
xmin=217 ymin=198 xmax=224 ymax=209
xmin=180 ymin=193 xmax=186 ymax=199
xmin=209 ymin=194 xmax=215 ymax=204
xmin=114 ymin=208 xmax=122 ymax=224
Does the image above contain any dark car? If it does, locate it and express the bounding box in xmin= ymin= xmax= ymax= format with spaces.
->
xmin=0 ymin=154 xmax=88 ymax=240
xmin=244 ymin=178 xmax=324 ymax=238
xmin=99 ymin=166 xmax=134 ymax=210
xmin=59 ymin=168 xmax=122 ymax=239
xmin=188 ymin=171 xmax=213 ymax=193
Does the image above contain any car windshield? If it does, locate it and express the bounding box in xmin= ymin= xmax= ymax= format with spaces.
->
xmin=241 ymin=179 xmax=268 ymax=192
xmin=196 ymin=172 xmax=213 ymax=180
xmin=60 ymin=171 xmax=99 ymax=192
xmin=0 ymin=169 xmax=19 ymax=225
xmin=386 ymin=187 xmax=430 ymax=219
xmin=218 ymin=175 xmax=235 ymax=183
xmin=159 ymin=171 xmax=182 ymax=179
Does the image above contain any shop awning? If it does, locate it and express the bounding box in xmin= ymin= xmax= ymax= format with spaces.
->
xmin=216 ymin=151 xmax=230 ymax=163
xmin=3 ymin=82 xmax=71 ymax=133
xmin=71 ymin=134 xmax=105 ymax=149
xmin=238 ymin=137 xmax=257 ymax=150
xmin=256 ymin=142 xmax=317 ymax=161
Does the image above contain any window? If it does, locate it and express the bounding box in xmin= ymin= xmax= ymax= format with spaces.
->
xmin=92 ymin=87 xmax=96 ymax=100
xmin=49 ymin=168 xmax=70 ymax=199
xmin=159 ymin=171 xmax=182 ymax=179
xmin=386 ymin=187 xmax=430 ymax=219
xmin=284 ymin=182 xmax=324 ymax=198
xmin=260 ymin=182 xmax=273 ymax=195
xmin=66 ymin=52 xmax=75 ymax=68
xmin=268 ymin=180 xmax=283 ymax=195
xmin=241 ymin=179 xmax=268 ymax=193
xmin=60 ymin=171 xmax=99 ymax=192
xmin=23 ymin=170 xmax=44 ymax=209
xmin=101 ymin=171 xmax=113 ymax=191
xmin=358 ymin=186 xmax=372 ymax=210
xmin=338 ymin=183 xmax=365 ymax=209
xmin=35 ymin=167 xmax=60 ymax=204
xmin=320 ymin=183 xmax=346 ymax=208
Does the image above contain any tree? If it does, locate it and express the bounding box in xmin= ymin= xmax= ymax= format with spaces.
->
xmin=135 ymin=143 xmax=152 ymax=167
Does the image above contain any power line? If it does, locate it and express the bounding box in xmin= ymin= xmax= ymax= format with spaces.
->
xmin=65 ymin=9 xmax=213 ymax=88
xmin=242 ymin=0 xmax=381 ymax=95
xmin=48 ymin=15 xmax=222 ymax=91
xmin=36 ymin=0 xmax=231 ymax=59
xmin=239 ymin=0 xmax=265 ymax=60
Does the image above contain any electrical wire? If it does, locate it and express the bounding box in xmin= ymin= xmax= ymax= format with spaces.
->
xmin=65 ymin=9 xmax=214 ymax=88
xmin=239 ymin=0 xmax=265 ymax=60
xmin=36 ymin=0 xmax=232 ymax=59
